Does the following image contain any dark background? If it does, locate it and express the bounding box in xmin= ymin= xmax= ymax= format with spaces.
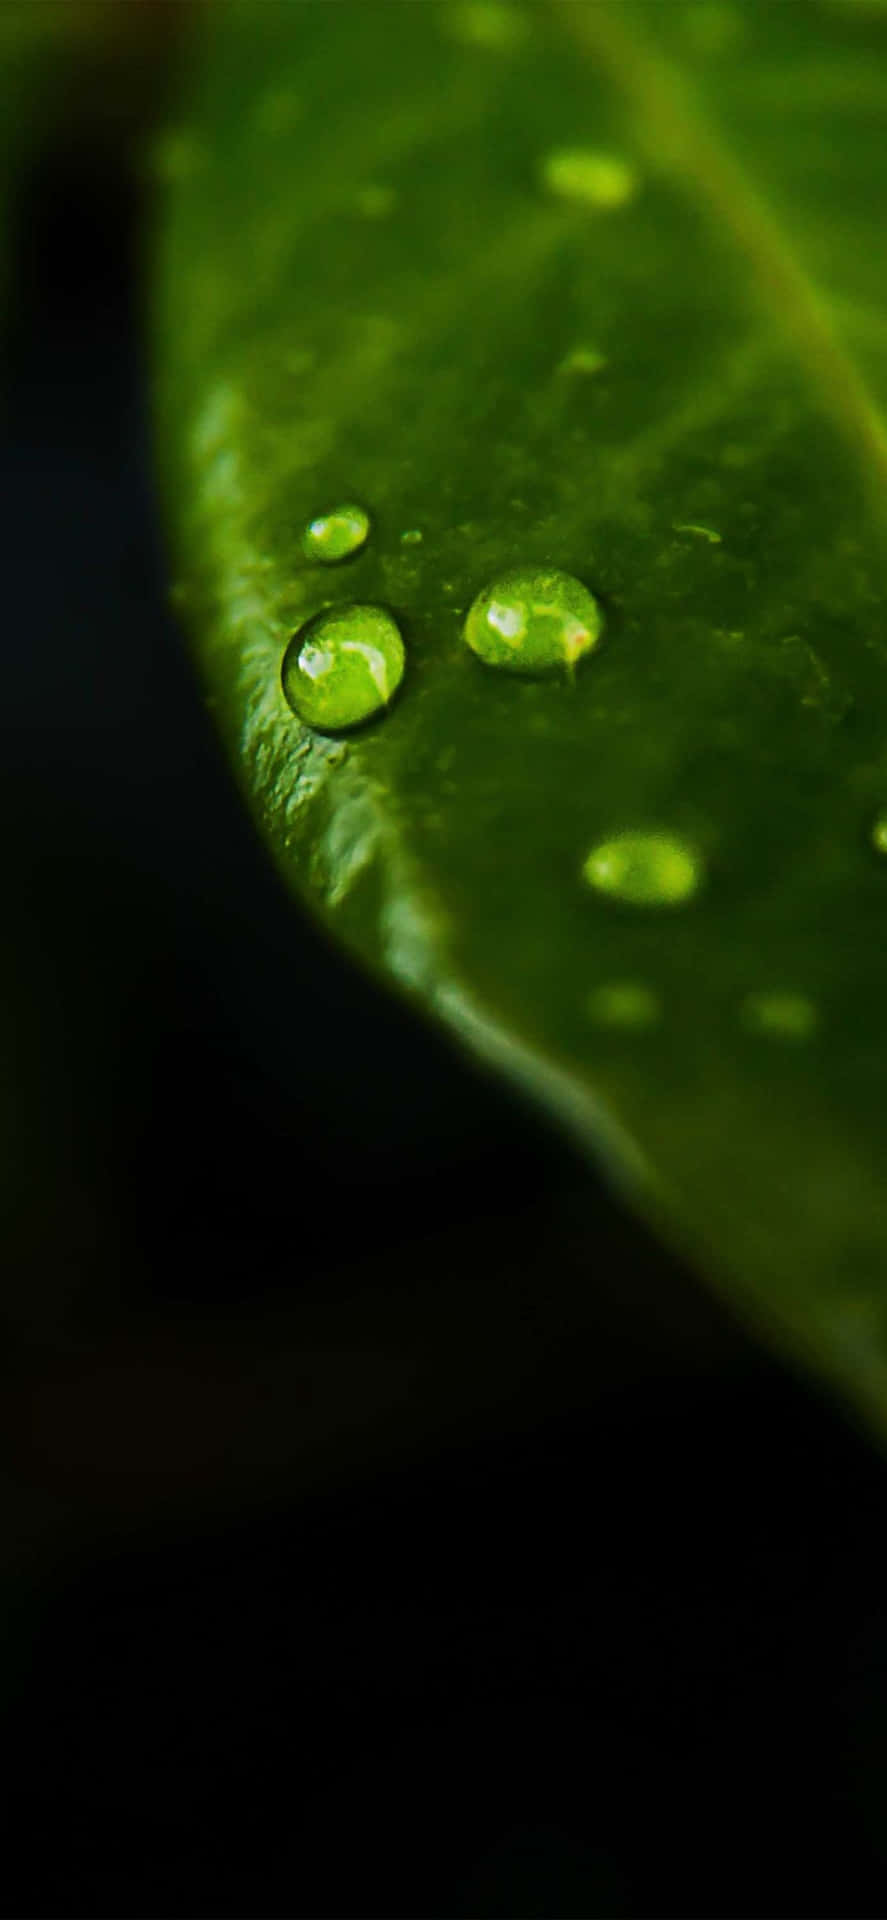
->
xmin=2 ymin=63 xmax=887 ymax=1920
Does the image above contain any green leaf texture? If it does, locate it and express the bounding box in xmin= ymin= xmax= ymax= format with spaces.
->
xmin=155 ymin=0 xmax=887 ymax=1422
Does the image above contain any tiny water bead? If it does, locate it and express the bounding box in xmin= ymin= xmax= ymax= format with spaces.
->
xmin=740 ymin=992 xmax=819 ymax=1041
xmin=588 ymin=982 xmax=661 ymax=1030
xmin=302 ymin=503 xmax=370 ymax=563
xmin=541 ymin=147 xmax=638 ymax=210
xmin=400 ymin=528 xmax=424 ymax=546
xmin=464 ymin=568 xmax=603 ymax=674
xmin=583 ymin=832 xmax=702 ymax=907
xmin=281 ymin=605 xmax=405 ymax=732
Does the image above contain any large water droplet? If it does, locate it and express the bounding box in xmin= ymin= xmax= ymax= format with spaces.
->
xmin=464 ymin=567 xmax=603 ymax=674
xmin=583 ymin=832 xmax=702 ymax=906
xmin=588 ymin=982 xmax=661 ymax=1030
xmin=302 ymin=503 xmax=370 ymax=563
xmin=281 ymin=605 xmax=404 ymax=733
xmin=541 ymin=147 xmax=638 ymax=209
xmin=740 ymin=991 xmax=818 ymax=1041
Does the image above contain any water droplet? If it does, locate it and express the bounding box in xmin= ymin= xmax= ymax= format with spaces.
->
xmin=281 ymin=605 xmax=405 ymax=733
xmin=871 ymin=811 xmax=887 ymax=854
xmin=582 ymin=832 xmax=702 ymax=907
xmin=464 ymin=567 xmax=603 ymax=674
xmin=588 ymin=982 xmax=661 ymax=1030
xmin=541 ymin=147 xmax=638 ymax=210
xmin=445 ymin=1 xmax=528 ymax=49
xmin=401 ymin=528 xmax=424 ymax=546
xmin=558 ymin=345 xmax=607 ymax=376
xmin=302 ymin=503 xmax=370 ymax=563
xmin=740 ymin=991 xmax=818 ymax=1041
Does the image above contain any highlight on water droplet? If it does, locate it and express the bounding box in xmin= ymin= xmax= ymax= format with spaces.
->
xmin=871 ymin=811 xmax=887 ymax=854
xmin=582 ymin=832 xmax=702 ymax=907
xmin=541 ymin=147 xmax=638 ymax=210
xmin=464 ymin=567 xmax=603 ymax=674
xmin=302 ymin=503 xmax=370 ymax=563
xmin=588 ymin=982 xmax=661 ymax=1030
xmin=281 ymin=604 xmax=405 ymax=733
xmin=740 ymin=991 xmax=819 ymax=1041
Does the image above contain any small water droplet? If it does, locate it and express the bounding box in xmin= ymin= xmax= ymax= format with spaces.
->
xmin=588 ymin=982 xmax=661 ymax=1030
xmin=464 ymin=567 xmax=603 ymax=674
xmin=400 ymin=528 xmax=424 ymax=546
xmin=302 ymin=503 xmax=370 ymax=563
xmin=558 ymin=345 xmax=607 ymax=376
xmin=281 ymin=605 xmax=405 ymax=733
xmin=871 ymin=811 xmax=887 ymax=854
xmin=541 ymin=147 xmax=638 ymax=210
xmin=582 ymin=832 xmax=702 ymax=907
xmin=740 ymin=991 xmax=818 ymax=1041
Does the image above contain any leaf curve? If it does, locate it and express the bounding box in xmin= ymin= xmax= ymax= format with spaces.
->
xmin=155 ymin=0 xmax=887 ymax=1425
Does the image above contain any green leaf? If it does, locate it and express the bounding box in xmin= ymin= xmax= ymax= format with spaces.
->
xmin=154 ymin=0 xmax=887 ymax=1424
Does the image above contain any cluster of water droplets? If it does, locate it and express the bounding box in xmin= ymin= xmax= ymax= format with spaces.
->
xmin=278 ymin=500 xmax=884 ymax=1040
xmin=282 ymin=509 xmax=608 ymax=731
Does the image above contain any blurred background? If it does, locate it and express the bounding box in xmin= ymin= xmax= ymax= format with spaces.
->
xmin=3 ymin=6 xmax=887 ymax=1916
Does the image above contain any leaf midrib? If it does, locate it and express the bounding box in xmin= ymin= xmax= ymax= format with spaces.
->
xmin=551 ymin=0 xmax=887 ymax=514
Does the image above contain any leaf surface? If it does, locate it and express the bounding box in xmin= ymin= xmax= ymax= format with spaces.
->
xmin=155 ymin=0 xmax=887 ymax=1421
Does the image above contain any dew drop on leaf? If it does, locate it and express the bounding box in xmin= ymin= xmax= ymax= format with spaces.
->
xmin=541 ymin=147 xmax=638 ymax=210
xmin=281 ymin=605 xmax=405 ymax=733
xmin=582 ymin=832 xmax=702 ymax=907
xmin=302 ymin=503 xmax=370 ymax=563
xmin=740 ymin=991 xmax=819 ymax=1041
xmin=400 ymin=528 xmax=424 ymax=546
xmin=587 ymin=982 xmax=662 ymax=1030
xmin=464 ymin=567 xmax=603 ymax=674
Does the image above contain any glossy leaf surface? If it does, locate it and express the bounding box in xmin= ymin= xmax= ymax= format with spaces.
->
xmin=156 ymin=0 xmax=887 ymax=1421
